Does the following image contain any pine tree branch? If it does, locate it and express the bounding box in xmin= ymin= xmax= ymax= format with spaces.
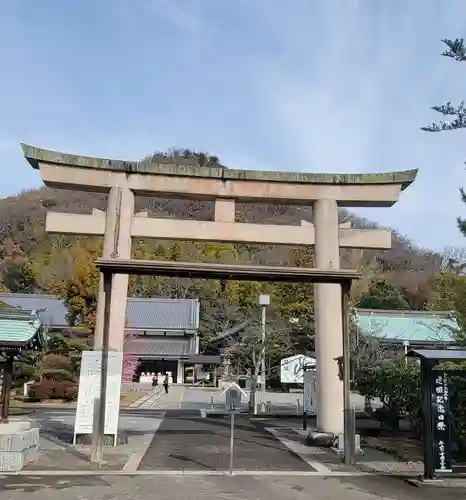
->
xmin=441 ymin=38 xmax=466 ymax=61
xmin=460 ymin=187 xmax=466 ymax=204
xmin=421 ymin=38 xmax=466 ymax=131
xmin=421 ymin=108 xmax=466 ymax=132
xmin=457 ymin=216 xmax=466 ymax=237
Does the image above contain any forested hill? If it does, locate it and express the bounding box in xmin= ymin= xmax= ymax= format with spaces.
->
xmin=0 ymin=183 xmax=450 ymax=313
xmin=0 ymin=142 xmax=464 ymax=334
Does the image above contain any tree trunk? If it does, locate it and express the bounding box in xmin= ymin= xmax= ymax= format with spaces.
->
xmin=249 ymin=377 xmax=256 ymax=414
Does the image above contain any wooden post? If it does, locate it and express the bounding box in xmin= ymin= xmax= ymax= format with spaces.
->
xmin=1 ymin=356 xmax=13 ymax=423
xmin=342 ymin=281 xmax=355 ymax=465
xmin=91 ymin=270 xmax=113 ymax=463
xmin=422 ymin=359 xmax=435 ymax=479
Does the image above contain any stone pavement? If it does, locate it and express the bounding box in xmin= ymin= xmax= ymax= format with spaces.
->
xmin=155 ymin=385 xmax=186 ymax=409
xmin=0 ymin=473 xmax=462 ymax=500
xmin=1 ymin=410 xmax=465 ymax=498
xmin=130 ymin=385 xmax=185 ymax=409
xmin=15 ymin=410 xmax=164 ymax=471
xmin=16 ymin=408 xmax=425 ymax=476
xmin=128 ymin=386 xmax=164 ymax=408
xmin=179 ymin=387 xmax=377 ymax=412
xmin=257 ymin=418 xmax=424 ymax=476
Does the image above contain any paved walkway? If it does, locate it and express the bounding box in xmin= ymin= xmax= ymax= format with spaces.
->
xmin=128 ymin=387 xmax=164 ymax=408
xmin=138 ymin=412 xmax=313 ymax=471
xmin=0 ymin=473 xmax=462 ymax=499
xmin=154 ymin=385 xmax=186 ymax=409
xmin=130 ymin=385 xmax=185 ymax=409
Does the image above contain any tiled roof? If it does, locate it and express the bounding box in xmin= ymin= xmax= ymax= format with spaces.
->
xmin=0 ymin=308 xmax=43 ymax=345
xmin=0 ymin=293 xmax=199 ymax=331
xmin=0 ymin=293 xmax=68 ymax=327
xmin=126 ymin=298 xmax=199 ymax=331
xmin=125 ymin=337 xmax=194 ymax=357
xmin=355 ymin=309 xmax=459 ymax=343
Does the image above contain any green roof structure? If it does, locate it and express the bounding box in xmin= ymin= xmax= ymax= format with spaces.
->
xmin=355 ymin=309 xmax=459 ymax=345
xmin=0 ymin=308 xmax=46 ymax=354
xmin=21 ymin=143 xmax=418 ymax=190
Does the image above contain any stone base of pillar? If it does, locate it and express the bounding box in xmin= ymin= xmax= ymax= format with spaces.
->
xmin=330 ymin=434 xmax=364 ymax=457
xmin=0 ymin=421 xmax=39 ymax=471
xmin=305 ymin=429 xmax=335 ymax=448
xmin=74 ymin=430 xmax=128 ymax=446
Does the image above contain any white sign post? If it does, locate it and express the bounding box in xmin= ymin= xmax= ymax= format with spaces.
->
xmin=219 ymin=382 xmax=246 ymax=475
xmin=73 ymin=350 xmax=123 ymax=446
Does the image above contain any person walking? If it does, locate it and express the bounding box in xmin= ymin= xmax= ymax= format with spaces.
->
xmin=163 ymin=373 xmax=169 ymax=394
xmin=152 ymin=375 xmax=158 ymax=388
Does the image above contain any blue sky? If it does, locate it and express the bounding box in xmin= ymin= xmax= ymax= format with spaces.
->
xmin=1 ymin=1 xmax=466 ymax=252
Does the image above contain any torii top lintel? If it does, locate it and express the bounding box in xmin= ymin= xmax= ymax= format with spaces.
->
xmin=21 ymin=143 xmax=418 ymax=207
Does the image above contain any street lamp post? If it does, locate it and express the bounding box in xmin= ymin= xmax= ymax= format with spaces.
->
xmin=403 ymin=340 xmax=410 ymax=365
xmin=259 ymin=294 xmax=270 ymax=413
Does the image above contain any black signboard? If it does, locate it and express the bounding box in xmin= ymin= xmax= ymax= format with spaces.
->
xmin=431 ymin=371 xmax=452 ymax=473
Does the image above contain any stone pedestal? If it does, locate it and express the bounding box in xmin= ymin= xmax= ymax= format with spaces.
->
xmin=74 ymin=430 xmax=128 ymax=446
xmin=330 ymin=433 xmax=364 ymax=458
xmin=305 ymin=429 xmax=335 ymax=448
xmin=0 ymin=421 xmax=39 ymax=471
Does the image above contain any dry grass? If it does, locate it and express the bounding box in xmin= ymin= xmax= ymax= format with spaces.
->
xmin=119 ymin=390 xmax=151 ymax=407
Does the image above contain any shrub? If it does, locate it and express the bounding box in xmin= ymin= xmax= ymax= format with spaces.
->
xmin=40 ymin=354 xmax=76 ymax=382
xmin=41 ymin=354 xmax=73 ymax=372
xmin=41 ymin=368 xmax=76 ymax=382
xmin=355 ymin=359 xmax=466 ymax=455
xmin=354 ymin=359 xmax=422 ymax=431
xmin=63 ymin=385 xmax=78 ymax=402
xmin=448 ymin=373 xmax=466 ymax=460
xmin=28 ymin=380 xmax=77 ymax=401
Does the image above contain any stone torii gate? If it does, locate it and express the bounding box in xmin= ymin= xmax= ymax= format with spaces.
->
xmin=21 ymin=143 xmax=417 ymax=436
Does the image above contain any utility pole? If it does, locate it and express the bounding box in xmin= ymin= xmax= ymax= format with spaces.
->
xmin=259 ymin=294 xmax=270 ymax=413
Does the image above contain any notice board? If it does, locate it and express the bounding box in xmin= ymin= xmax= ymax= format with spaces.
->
xmin=73 ymin=351 xmax=123 ymax=443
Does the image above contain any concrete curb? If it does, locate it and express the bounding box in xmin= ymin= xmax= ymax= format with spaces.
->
xmin=0 ymin=469 xmax=385 ymax=477
xmin=405 ymin=477 xmax=466 ymax=488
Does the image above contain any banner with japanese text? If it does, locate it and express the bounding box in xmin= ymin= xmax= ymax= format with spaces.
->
xmin=431 ymin=371 xmax=452 ymax=473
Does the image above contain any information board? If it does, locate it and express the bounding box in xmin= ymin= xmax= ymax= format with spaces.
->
xmin=303 ymin=369 xmax=316 ymax=414
xmin=73 ymin=351 xmax=123 ymax=443
xmin=226 ymin=388 xmax=241 ymax=411
xmin=280 ymin=355 xmax=316 ymax=384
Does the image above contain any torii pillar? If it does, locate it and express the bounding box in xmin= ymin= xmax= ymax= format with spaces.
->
xmin=313 ymin=198 xmax=345 ymax=433
xmin=21 ymin=143 xmax=417 ymax=437
xmin=93 ymin=187 xmax=134 ymax=351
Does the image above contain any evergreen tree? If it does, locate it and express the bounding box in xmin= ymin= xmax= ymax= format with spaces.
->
xmin=4 ymin=258 xmax=38 ymax=293
xmin=357 ymin=279 xmax=410 ymax=310
xmin=422 ymin=38 xmax=466 ymax=235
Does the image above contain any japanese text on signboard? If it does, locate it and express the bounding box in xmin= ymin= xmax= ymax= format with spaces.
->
xmin=432 ymin=372 xmax=452 ymax=473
